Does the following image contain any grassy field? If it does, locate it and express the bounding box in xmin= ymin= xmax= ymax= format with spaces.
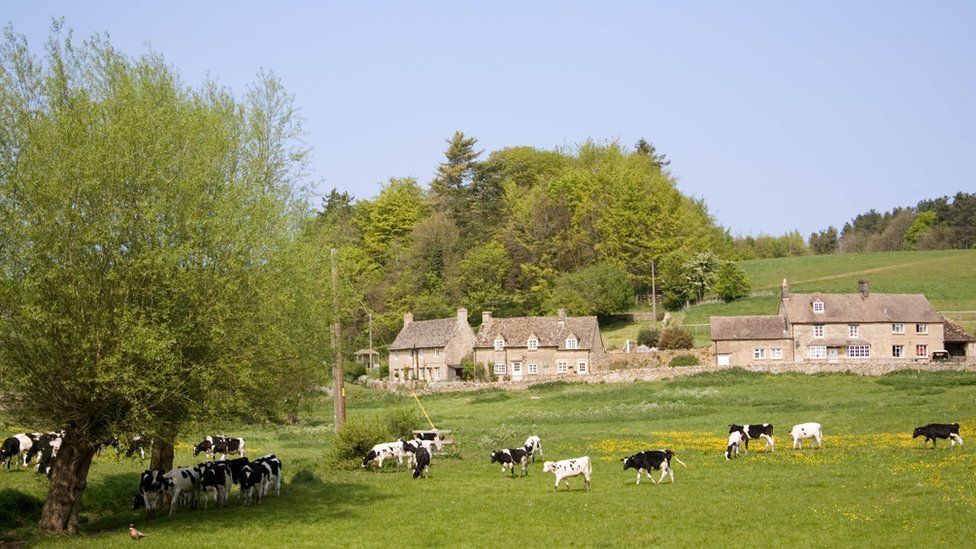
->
xmin=3 ymin=370 xmax=976 ymax=547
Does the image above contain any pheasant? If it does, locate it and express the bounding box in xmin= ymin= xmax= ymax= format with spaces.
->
xmin=129 ymin=524 xmax=149 ymax=540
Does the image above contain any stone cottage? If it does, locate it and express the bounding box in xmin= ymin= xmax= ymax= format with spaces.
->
xmin=473 ymin=310 xmax=604 ymax=379
xmin=388 ymin=308 xmax=477 ymax=382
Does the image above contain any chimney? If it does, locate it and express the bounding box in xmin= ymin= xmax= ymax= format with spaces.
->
xmin=558 ymin=309 xmax=567 ymax=320
xmin=456 ymin=307 xmax=468 ymax=324
xmin=482 ymin=311 xmax=493 ymax=326
xmin=780 ymin=279 xmax=790 ymax=299
xmin=858 ymin=279 xmax=869 ymax=298
xmin=403 ymin=312 xmax=413 ymax=327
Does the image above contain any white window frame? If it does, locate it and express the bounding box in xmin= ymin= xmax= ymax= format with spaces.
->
xmin=892 ymin=345 xmax=904 ymax=358
xmin=892 ymin=323 xmax=905 ymax=334
xmin=494 ymin=337 xmax=504 ymax=351
xmin=753 ymin=348 xmax=766 ymax=360
xmin=576 ymin=360 xmax=588 ymax=374
xmin=565 ymin=337 xmax=578 ymax=350
xmin=916 ymin=344 xmax=927 ymax=357
xmin=770 ymin=347 xmax=783 ymax=360
xmin=527 ymin=363 xmax=539 ymax=374
xmin=916 ymin=323 xmax=928 ymax=334
xmin=813 ymin=325 xmax=824 ymax=338
xmin=849 ymin=324 xmax=859 ymax=339
xmin=527 ymin=338 xmax=538 ymax=351
xmin=847 ymin=344 xmax=870 ymax=358
xmin=511 ymin=362 xmax=522 ymax=375
xmin=813 ymin=300 xmax=824 ymax=313
xmin=493 ymin=363 xmax=506 ymax=375
xmin=432 ymin=368 xmax=440 ymax=380
xmin=556 ymin=360 xmax=568 ymax=374
xmin=808 ymin=346 xmax=827 ymax=359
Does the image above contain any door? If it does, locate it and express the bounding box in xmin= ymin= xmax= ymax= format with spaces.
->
xmin=827 ymin=348 xmax=839 ymax=363
xmin=511 ymin=361 xmax=523 ymax=380
xmin=717 ymin=354 xmax=730 ymax=366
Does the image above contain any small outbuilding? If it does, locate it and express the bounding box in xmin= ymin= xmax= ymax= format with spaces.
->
xmin=943 ymin=317 xmax=976 ymax=358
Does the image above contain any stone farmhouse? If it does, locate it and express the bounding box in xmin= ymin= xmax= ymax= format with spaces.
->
xmin=710 ymin=279 xmax=964 ymax=366
xmin=472 ymin=310 xmax=604 ymax=380
xmin=388 ymin=308 xmax=477 ymax=382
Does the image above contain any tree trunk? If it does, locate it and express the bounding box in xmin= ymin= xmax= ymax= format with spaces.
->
xmin=37 ymin=435 xmax=96 ymax=534
xmin=150 ymin=438 xmax=175 ymax=472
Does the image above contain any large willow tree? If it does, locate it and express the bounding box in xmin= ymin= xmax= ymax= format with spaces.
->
xmin=0 ymin=25 xmax=315 ymax=533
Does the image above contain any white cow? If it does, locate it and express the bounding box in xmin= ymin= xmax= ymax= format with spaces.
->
xmin=524 ymin=435 xmax=543 ymax=462
xmin=402 ymin=437 xmax=434 ymax=468
xmin=542 ymin=456 xmax=592 ymax=491
xmin=164 ymin=466 xmax=202 ymax=515
xmin=725 ymin=431 xmax=743 ymax=460
xmin=362 ymin=441 xmax=405 ymax=471
xmin=791 ymin=422 xmax=823 ymax=449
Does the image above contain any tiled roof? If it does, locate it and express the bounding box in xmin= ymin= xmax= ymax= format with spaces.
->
xmin=388 ymin=318 xmax=460 ymax=350
xmin=710 ymin=316 xmax=790 ymax=341
xmin=781 ymin=293 xmax=941 ymax=324
xmin=475 ymin=316 xmax=600 ymax=350
xmin=943 ymin=317 xmax=976 ymax=343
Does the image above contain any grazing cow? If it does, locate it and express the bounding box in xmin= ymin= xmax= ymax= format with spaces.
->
xmin=194 ymin=436 xmax=246 ymax=460
xmin=124 ymin=435 xmax=152 ymax=460
xmin=199 ymin=461 xmax=234 ymax=509
xmin=253 ymin=454 xmax=282 ymax=498
xmin=729 ymin=424 xmax=775 ymax=452
xmin=362 ymin=441 xmax=405 ymax=471
xmin=401 ymin=437 xmax=433 ymax=468
xmin=542 ymin=456 xmax=592 ymax=492
xmin=621 ymin=450 xmax=686 ymax=484
xmin=791 ymin=422 xmax=823 ymax=450
xmin=133 ymin=469 xmax=169 ymax=513
xmin=96 ymin=436 xmax=120 ymax=456
xmin=490 ymin=447 xmax=530 ymax=478
xmin=726 ymin=431 xmax=743 ymax=460
xmin=413 ymin=447 xmax=431 ymax=479
xmin=524 ymin=435 xmax=543 ymax=462
xmin=25 ymin=433 xmax=62 ymax=469
xmin=913 ymin=423 xmax=963 ymax=447
xmin=240 ymin=463 xmax=269 ymax=505
xmin=163 ymin=466 xmax=203 ymax=515
xmin=0 ymin=434 xmax=34 ymax=470
xmin=34 ymin=436 xmax=62 ymax=478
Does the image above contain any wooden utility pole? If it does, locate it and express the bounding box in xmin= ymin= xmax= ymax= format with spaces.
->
xmin=651 ymin=260 xmax=657 ymax=324
xmin=330 ymin=248 xmax=346 ymax=432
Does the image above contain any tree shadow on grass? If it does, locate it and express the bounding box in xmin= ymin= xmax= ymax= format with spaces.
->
xmin=76 ymin=469 xmax=391 ymax=537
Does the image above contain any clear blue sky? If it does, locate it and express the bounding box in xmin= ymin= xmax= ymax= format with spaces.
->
xmin=6 ymin=1 xmax=975 ymax=236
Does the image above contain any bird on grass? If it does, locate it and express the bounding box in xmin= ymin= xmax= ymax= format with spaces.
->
xmin=129 ymin=524 xmax=149 ymax=540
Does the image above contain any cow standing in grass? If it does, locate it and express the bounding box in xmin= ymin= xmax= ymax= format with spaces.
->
xmin=362 ymin=441 xmax=405 ymax=471
xmin=524 ymin=435 xmax=542 ymax=462
xmin=791 ymin=423 xmax=823 ymax=450
xmin=0 ymin=434 xmax=33 ymax=470
xmin=729 ymin=424 xmax=774 ymax=452
xmin=725 ymin=431 xmax=743 ymax=460
xmin=913 ymin=423 xmax=963 ymax=447
xmin=621 ymin=450 xmax=686 ymax=484
xmin=543 ymin=456 xmax=592 ymax=491
xmin=413 ymin=447 xmax=431 ymax=479
xmin=490 ymin=447 xmax=530 ymax=478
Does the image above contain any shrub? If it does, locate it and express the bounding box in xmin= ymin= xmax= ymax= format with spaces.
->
xmin=636 ymin=327 xmax=659 ymax=347
xmin=659 ymin=328 xmax=694 ymax=350
xmin=459 ymin=358 xmax=493 ymax=382
xmin=669 ymin=354 xmax=700 ymax=367
xmin=714 ymin=261 xmax=751 ymax=302
xmin=325 ymin=418 xmax=388 ymax=468
xmin=385 ymin=406 xmax=421 ymax=439
xmin=345 ymin=361 xmax=367 ymax=379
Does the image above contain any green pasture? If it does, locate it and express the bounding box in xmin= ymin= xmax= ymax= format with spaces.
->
xmin=3 ymin=370 xmax=976 ymax=547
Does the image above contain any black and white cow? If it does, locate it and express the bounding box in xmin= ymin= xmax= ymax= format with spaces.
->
xmin=542 ymin=456 xmax=592 ymax=491
xmin=132 ymin=469 xmax=170 ymax=513
xmin=413 ymin=447 xmax=431 ymax=479
xmin=199 ymin=461 xmax=234 ymax=509
xmin=253 ymin=454 xmax=282 ymax=498
xmin=524 ymin=435 xmax=542 ymax=462
xmin=96 ymin=436 xmax=120 ymax=456
xmin=240 ymin=462 xmax=269 ymax=505
xmin=490 ymin=446 xmax=530 ymax=478
xmin=193 ymin=436 xmax=246 ymax=460
xmin=621 ymin=449 xmax=686 ymax=485
xmin=729 ymin=424 xmax=775 ymax=452
xmin=913 ymin=423 xmax=963 ymax=447
xmin=124 ymin=435 xmax=152 ymax=460
xmin=401 ymin=437 xmax=433 ymax=468
xmin=362 ymin=441 xmax=405 ymax=471
xmin=0 ymin=434 xmax=34 ymax=470
xmin=25 ymin=432 xmax=62 ymax=469
xmin=163 ymin=466 xmax=203 ymax=515
xmin=725 ymin=431 xmax=743 ymax=460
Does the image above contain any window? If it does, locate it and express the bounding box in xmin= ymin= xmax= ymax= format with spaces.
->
xmin=493 ymin=363 xmax=506 ymax=375
xmin=577 ymin=360 xmax=588 ymax=374
xmin=847 ymin=345 xmax=870 ymax=358
xmin=527 ymin=363 xmax=539 ymax=374
xmin=892 ymin=323 xmax=905 ymax=334
xmin=892 ymin=345 xmax=904 ymax=358
xmin=916 ymin=344 xmax=928 ymax=357
xmin=494 ymin=337 xmax=504 ymax=351
xmin=753 ymin=348 xmax=766 ymax=360
xmin=511 ymin=362 xmax=522 ymax=375
xmin=435 ymin=348 xmax=442 ymax=357
xmin=813 ymin=300 xmax=824 ymax=313
xmin=813 ymin=325 xmax=824 ymax=338
xmin=916 ymin=323 xmax=928 ymax=334
xmin=808 ymin=346 xmax=827 ymax=359
xmin=770 ymin=348 xmax=783 ymax=360
xmin=849 ymin=325 xmax=859 ymax=339
xmin=432 ymin=368 xmax=440 ymax=380
xmin=556 ymin=360 xmax=568 ymax=374
xmin=565 ymin=337 xmax=578 ymax=349
xmin=418 ymin=349 xmax=424 ymax=358
xmin=527 ymin=338 xmax=538 ymax=351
